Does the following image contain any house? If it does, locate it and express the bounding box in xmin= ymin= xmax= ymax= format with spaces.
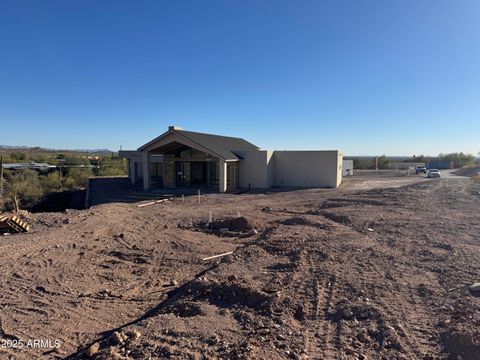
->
xmin=387 ymin=162 xmax=425 ymax=170
xmin=119 ymin=126 xmax=343 ymax=192
xmin=1 ymin=162 xmax=56 ymax=171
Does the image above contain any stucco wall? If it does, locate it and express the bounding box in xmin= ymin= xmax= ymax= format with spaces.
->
xmin=273 ymin=150 xmax=342 ymax=188
xmin=336 ymin=152 xmax=343 ymax=186
xmin=120 ymin=152 xmax=163 ymax=183
xmin=236 ymin=150 xmax=273 ymax=188
xmin=266 ymin=151 xmax=274 ymax=187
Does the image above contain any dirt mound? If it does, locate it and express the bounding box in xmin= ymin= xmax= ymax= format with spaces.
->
xmin=321 ymin=197 xmax=388 ymax=209
xmin=453 ymin=166 xmax=480 ymax=177
xmin=328 ymin=301 xmax=382 ymax=322
xmin=191 ymin=216 xmax=259 ymax=237
xmin=81 ymin=329 xmax=142 ymax=360
xmin=278 ymin=216 xmax=330 ymax=229
xmin=163 ymin=300 xmax=204 ymax=318
xmin=320 ymin=210 xmax=352 ymax=225
xmin=175 ymin=278 xmax=272 ymax=314
xmin=441 ymin=331 xmax=480 ymax=359
xmin=208 ymin=216 xmax=255 ymax=232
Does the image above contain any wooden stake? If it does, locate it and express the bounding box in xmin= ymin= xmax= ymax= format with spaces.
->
xmin=202 ymin=251 xmax=234 ymax=261
xmin=13 ymin=194 xmax=19 ymax=212
xmin=137 ymin=198 xmax=170 ymax=208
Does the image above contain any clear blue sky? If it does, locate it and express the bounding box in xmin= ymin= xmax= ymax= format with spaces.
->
xmin=1 ymin=1 xmax=479 ymax=156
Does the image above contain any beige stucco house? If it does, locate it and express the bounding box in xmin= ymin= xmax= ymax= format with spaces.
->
xmin=119 ymin=126 xmax=343 ymax=192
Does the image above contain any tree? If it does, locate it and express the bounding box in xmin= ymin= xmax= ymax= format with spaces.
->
xmin=438 ymin=152 xmax=475 ymax=167
xmin=377 ymin=155 xmax=389 ymax=169
xmin=411 ymin=154 xmax=426 ymax=163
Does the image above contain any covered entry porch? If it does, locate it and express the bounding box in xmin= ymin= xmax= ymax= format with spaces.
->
xmin=140 ymin=130 xmax=238 ymax=192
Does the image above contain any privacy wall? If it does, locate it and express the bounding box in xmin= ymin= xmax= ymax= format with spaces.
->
xmin=272 ymin=150 xmax=342 ymax=188
xmin=237 ymin=150 xmax=342 ymax=189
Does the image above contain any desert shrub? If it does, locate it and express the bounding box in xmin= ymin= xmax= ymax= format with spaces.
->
xmin=438 ymin=153 xmax=475 ymax=167
xmin=3 ymin=169 xmax=44 ymax=210
xmin=40 ymin=171 xmax=63 ymax=191
xmin=96 ymin=157 xmax=128 ymax=176
xmin=30 ymin=153 xmax=50 ymax=163
xmin=10 ymin=152 xmax=26 ymax=161
xmin=63 ymin=155 xmax=89 ymax=167
xmin=63 ymin=167 xmax=92 ymax=189
xmin=351 ymin=155 xmax=389 ymax=170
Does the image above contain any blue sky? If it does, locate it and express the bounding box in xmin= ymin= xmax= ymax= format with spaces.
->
xmin=0 ymin=1 xmax=479 ymax=156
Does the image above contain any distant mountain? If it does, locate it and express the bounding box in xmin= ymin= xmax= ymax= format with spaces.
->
xmin=72 ymin=149 xmax=113 ymax=154
xmin=0 ymin=145 xmax=32 ymax=150
xmin=0 ymin=145 xmax=114 ymax=154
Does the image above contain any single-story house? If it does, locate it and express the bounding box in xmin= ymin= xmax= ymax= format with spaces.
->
xmin=1 ymin=162 xmax=57 ymax=171
xmin=387 ymin=162 xmax=425 ymax=170
xmin=119 ymin=126 xmax=343 ymax=192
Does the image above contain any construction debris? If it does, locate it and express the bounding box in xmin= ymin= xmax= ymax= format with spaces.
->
xmin=468 ymin=283 xmax=480 ymax=293
xmin=202 ymin=251 xmax=234 ymax=261
xmin=0 ymin=215 xmax=30 ymax=234
xmin=136 ymin=198 xmax=172 ymax=208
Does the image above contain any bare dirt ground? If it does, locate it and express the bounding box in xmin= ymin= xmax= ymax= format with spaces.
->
xmin=0 ymin=173 xmax=479 ymax=359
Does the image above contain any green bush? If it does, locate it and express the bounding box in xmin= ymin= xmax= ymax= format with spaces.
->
xmin=3 ymin=169 xmax=44 ymax=210
xmin=40 ymin=172 xmax=63 ymax=191
xmin=10 ymin=152 xmax=26 ymax=161
xmin=96 ymin=157 xmax=128 ymax=176
xmin=63 ymin=167 xmax=92 ymax=189
xmin=438 ymin=152 xmax=475 ymax=167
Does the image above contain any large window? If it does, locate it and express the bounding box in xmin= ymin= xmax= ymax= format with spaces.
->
xmin=166 ymin=146 xmax=211 ymax=159
xmin=149 ymin=162 xmax=162 ymax=179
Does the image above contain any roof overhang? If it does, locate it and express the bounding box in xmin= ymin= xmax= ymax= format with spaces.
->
xmin=138 ymin=130 xmax=228 ymax=160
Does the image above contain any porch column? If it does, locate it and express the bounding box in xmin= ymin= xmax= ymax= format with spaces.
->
xmin=130 ymin=161 xmax=136 ymax=184
xmin=142 ymin=151 xmax=151 ymax=190
xmin=161 ymin=159 xmax=166 ymax=188
xmin=207 ymin=161 xmax=211 ymax=187
xmin=219 ymin=159 xmax=227 ymax=193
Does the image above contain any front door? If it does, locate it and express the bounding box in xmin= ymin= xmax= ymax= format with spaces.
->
xmin=191 ymin=162 xmax=207 ymax=186
xmin=175 ymin=161 xmax=191 ymax=187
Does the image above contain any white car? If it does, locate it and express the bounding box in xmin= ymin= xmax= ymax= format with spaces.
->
xmin=427 ymin=169 xmax=441 ymax=178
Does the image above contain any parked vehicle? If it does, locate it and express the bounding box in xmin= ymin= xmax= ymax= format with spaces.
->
xmin=427 ymin=169 xmax=441 ymax=178
xmin=415 ymin=166 xmax=427 ymax=174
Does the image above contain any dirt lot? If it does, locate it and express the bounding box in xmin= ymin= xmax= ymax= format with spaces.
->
xmin=0 ymin=174 xmax=479 ymax=359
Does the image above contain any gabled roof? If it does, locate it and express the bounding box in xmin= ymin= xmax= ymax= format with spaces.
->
xmin=138 ymin=128 xmax=260 ymax=160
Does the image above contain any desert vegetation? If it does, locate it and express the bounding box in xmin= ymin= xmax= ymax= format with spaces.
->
xmin=349 ymin=152 xmax=478 ymax=170
xmin=0 ymin=148 xmax=127 ymax=211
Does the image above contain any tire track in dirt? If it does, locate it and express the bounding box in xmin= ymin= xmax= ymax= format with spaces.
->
xmin=291 ymin=243 xmax=341 ymax=359
xmin=300 ymin=252 xmax=323 ymax=356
